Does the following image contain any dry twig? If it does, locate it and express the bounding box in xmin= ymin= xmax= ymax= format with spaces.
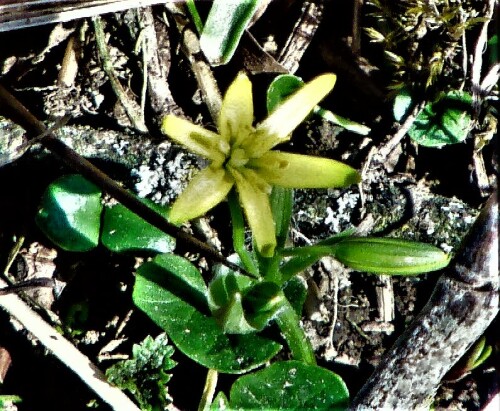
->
xmin=165 ymin=2 xmax=222 ymax=122
xmin=278 ymin=0 xmax=324 ymax=74
xmin=92 ymin=15 xmax=148 ymax=133
xmin=0 ymin=278 xmax=140 ymax=410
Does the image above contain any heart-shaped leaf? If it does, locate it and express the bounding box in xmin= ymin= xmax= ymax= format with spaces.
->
xmin=408 ymin=90 xmax=473 ymax=147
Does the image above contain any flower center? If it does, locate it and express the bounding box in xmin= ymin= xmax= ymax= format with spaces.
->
xmin=227 ymin=147 xmax=249 ymax=168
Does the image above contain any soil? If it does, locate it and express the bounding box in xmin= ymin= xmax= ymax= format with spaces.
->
xmin=0 ymin=1 xmax=497 ymax=410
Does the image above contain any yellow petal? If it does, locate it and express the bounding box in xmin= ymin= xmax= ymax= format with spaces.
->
xmin=162 ymin=115 xmax=228 ymax=163
xmin=218 ymin=72 xmax=254 ymax=145
xmin=230 ymin=167 xmax=276 ymax=257
xmin=169 ymin=167 xmax=234 ymax=224
xmin=247 ymin=74 xmax=337 ymax=157
xmin=250 ymin=151 xmax=361 ymax=188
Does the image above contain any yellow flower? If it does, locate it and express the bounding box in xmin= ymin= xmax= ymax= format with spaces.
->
xmin=162 ymin=72 xmax=360 ymax=257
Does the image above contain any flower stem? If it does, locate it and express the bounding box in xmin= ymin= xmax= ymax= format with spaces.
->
xmin=198 ymin=369 xmax=218 ymax=411
xmin=275 ymin=299 xmax=316 ymax=365
xmin=228 ymin=190 xmax=259 ymax=277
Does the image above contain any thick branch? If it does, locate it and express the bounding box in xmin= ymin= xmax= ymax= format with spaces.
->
xmin=350 ymin=192 xmax=498 ymax=410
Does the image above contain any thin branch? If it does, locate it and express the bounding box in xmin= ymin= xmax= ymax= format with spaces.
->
xmin=278 ymin=0 xmax=324 ymax=74
xmin=92 ymin=15 xmax=148 ymax=134
xmin=374 ymin=101 xmax=426 ymax=164
xmin=0 ymin=276 xmax=140 ymax=410
xmin=0 ymin=83 xmax=246 ymax=275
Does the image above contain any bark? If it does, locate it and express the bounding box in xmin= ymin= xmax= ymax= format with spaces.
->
xmin=350 ymin=192 xmax=498 ymax=410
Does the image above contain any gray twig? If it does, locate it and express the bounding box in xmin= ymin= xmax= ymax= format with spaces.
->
xmin=278 ymin=0 xmax=324 ymax=74
xmin=92 ymin=15 xmax=148 ymax=133
xmin=165 ymin=2 xmax=222 ymax=122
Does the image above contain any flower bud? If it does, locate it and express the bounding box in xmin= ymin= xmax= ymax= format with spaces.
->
xmin=332 ymin=237 xmax=451 ymax=275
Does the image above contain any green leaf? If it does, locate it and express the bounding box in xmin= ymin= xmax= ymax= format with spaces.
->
xmin=270 ymin=186 xmax=293 ymax=249
xmin=229 ymin=361 xmax=349 ymax=410
xmin=133 ymin=254 xmax=281 ymax=373
xmin=200 ymin=0 xmax=262 ymax=65
xmin=208 ymin=270 xmax=256 ymax=334
xmin=101 ymin=200 xmax=176 ymax=254
xmin=242 ymin=282 xmax=284 ymax=330
xmin=332 ymin=237 xmax=451 ymax=275
xmin=487 ymin=34 xmax=498 ymax=64
xmin=185 ymin=0 xmax=203 ymax=34
xmin=267 ymin=74 xmax=305 ymax=113
xmin=208 ymin=270 xmax=285 ymax=333
xmin=0 ymin=396 xmax=23 ymax=406
xmin=283 ymin=276 xmax=307 ymax=316
xmin=408 ymin=90 xmax=473 ymax=147
xmin=446 ymin=336 xmax=493 ymax=381
xmin=105 ymin=333 xmax=176 ymax=411
xmin=227 ymin=190 xmax=259 ymax=277
xmin=464 ymin=336 xmax=492 ymax=371
xmin=36 ymin=174 xmax=102 ymax=251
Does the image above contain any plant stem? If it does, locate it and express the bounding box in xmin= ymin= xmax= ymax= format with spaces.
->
xmin=198 ymin=369 xmax=218 ymax=411
xmin=228 ymin=190 xmax=259 ymax=278
xmin=186 ymin=0 xmax=204 ymax=34
xmin=275 ymin=300 xmax=316 ymax=365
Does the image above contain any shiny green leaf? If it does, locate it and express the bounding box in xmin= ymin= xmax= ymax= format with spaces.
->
xmin=208 ymin=271 xmax=256 ymax=334
xmin=242 ymin=282 xmax=284 ymax=330
xmin=283 ymin=276 xmax=307 ymax=316
xmin=210 ymin=391 xmax=230 ymax=410
xmin=101 ymin=200 xmax=176 ymax=254
xmin=229 ymin=361 xmax=349 ymax=410
xmin=267 ymin=74 xmax=305 ymax=113
xmin=36 ymin=174 xmax=102 ymax=251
